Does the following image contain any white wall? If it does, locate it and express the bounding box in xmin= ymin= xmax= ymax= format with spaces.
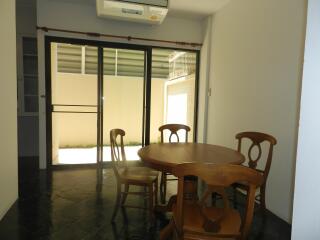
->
xmin=37 ymin=0 xmax=204 ymax=45
xmin=16 ymin=0 xmax=37 ymax=36
xmin=292 ymin=0 xmax=320 ymax=238
xmin=206 ymin=0 xmax=307 ymax=222
xmin=0 ymin=0 xmax=18 ymax=220
xmin=37 ymin=0 xmax=205 ymax=168
xmin=197 ymin=16 xmax=212 ymax=143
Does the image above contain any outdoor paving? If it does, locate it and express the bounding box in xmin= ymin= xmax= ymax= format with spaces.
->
xmin=56 ymin=146 xmax=141 ymax=164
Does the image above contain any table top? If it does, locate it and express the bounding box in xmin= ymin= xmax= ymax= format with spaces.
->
xmin=138 ymin=143 xmax=245 ymax=173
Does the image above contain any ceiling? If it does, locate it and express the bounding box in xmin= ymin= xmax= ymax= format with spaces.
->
xmin=169 ymin=0 xmax=231 ymax=19
xmin=42 ymin=0 xmax=231 ymax=19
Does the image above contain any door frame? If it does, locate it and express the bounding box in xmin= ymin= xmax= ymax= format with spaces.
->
xmin=44 ymin=36 xmax=200 ymax=168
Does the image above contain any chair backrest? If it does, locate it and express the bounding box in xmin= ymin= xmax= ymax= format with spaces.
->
xmin=159 ymin=124 xmax=191 ymax=143
xmin=236 ymin=131 xmax=277 ymax=182
xmin=172 ymin=163 xmax=264 ymax=240
xmin=110 ymin=129 xmax=127 ymax=179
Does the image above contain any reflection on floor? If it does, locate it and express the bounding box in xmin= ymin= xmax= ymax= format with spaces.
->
xmin=0 ymin=158 xmax=291 ymax=240
xmin=56 ymin=146 xmax=141 ymax=164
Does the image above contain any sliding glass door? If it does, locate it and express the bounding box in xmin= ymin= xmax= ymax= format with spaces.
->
xmin=102 ymin=48 xmax=145 ymax=161
xmin=48 ymin=41 xmax=147 ymax=165
xmin=150 ymin=49 xmax=197 ymax=143
xmin=85 ymin=47 xmax=146 ymax=162
xmin=50 ymin=43 xmax=99 ymax=165
xmin=46 ymin=37 xmax=199 ymax=166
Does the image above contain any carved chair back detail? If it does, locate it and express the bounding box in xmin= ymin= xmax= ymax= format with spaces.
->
xmin=236 ymin=132 xmax=277 ymax=182
xmin=173 ymin=163 xmax=264 ymax=240
xmin=158 ymin=124 xmax=191 ymax=204
xmin=159 ymin=124 xmax=191 ymax=143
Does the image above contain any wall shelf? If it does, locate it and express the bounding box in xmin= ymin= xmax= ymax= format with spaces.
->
xmin=18 ymin=36 xmax=39 ymax=116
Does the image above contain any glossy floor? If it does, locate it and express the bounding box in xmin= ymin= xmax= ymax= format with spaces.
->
xmin=0 ymin=160 xmax=291 ymax=239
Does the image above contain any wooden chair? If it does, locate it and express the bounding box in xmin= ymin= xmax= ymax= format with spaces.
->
xmin=161 ymin=163 xmax=263 ymax=240
xmin=159 ymin=124 xmax=191 ymax=204
xmin=234 ymin=131 xmax=277 ymax=213
xmin=110 ymin=129 xmax=159 ymax=224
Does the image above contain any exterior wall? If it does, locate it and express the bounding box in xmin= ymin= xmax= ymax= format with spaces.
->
xmin=51 ymin=68 xmax=196 ymax=149
xmin=51 ymin=71 xmax=196 ymax=153
xmin=52 ymin=73 xmax=165 ymax=147
xmin=206 ymin=0 xmax=307 ymax=222
xmin=0 ymin=0 xmax=18 ymax=220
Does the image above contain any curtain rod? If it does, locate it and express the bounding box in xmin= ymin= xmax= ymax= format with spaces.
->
xmin=36 ymin=26 xmax=202 ymax=48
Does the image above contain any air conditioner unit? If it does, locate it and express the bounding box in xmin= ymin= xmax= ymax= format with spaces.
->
xmin=96 ymin=0 xmax=169 ymax=25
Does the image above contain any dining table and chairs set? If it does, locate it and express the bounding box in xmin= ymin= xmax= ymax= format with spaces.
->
xmin=109 ymin=124 xmax=277 ymax=240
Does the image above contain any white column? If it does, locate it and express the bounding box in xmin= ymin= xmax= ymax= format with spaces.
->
xmin=292 ymin=0 xmax=320 ymax=239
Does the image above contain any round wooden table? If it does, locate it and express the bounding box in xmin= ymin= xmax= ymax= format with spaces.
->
xmin=138 ymin=143 xmax=245 ymax=173
xmin=138 ymin=143 xmax=245 ymax=211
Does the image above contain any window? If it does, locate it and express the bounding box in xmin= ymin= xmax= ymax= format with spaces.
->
xmin=56 ymin=44 xmax=169 ymax=78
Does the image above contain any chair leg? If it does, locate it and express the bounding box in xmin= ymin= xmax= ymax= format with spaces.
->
xmin=163 ymin=174 xmax=167 ymax=203
xmin=160 ymin=172 xmax=167 ymax=204
xmin=212 ymin=192 xmax=217 ymax=206
xmin=160 ymin=218 xmax=174 ymax=240
xmin=121 ymin=184 xmax=129 ymax=206
xmin=148 ymin=184 xmax=155 ymax=225
xmin=260 ymin=184 xmax=267 ymax=214
xmin=154 ymin=178 xmax=158 ymax=206
xmin=160 ymin=171 xmax=164 ymax=203
xmin=111 ymin=182 xmax=122 ymax=222
xmin=233 ymin=186 xmax=238 ymax=209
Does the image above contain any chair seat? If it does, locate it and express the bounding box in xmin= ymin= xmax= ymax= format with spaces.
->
xmin=173 ymin=202 xmax=241 ymax=239
xmin=119 ymin=166 xmax=158 ymax=184
xmin=233 ymin=166 xmax=263 ymax=191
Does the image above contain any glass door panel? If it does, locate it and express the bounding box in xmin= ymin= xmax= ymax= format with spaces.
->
xmin=102 ymin=48 xmax=145 ymax=161
xmin=50 ymin=43 xmax=98 ymax=165
xmin=150 ymin=49 xmax=197 ymax=143
xmin=52 ymin=113 xmax=97 ymax=164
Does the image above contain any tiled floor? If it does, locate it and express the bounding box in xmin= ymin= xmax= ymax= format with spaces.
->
xmin=0 ymin=159 xmax=291 ymax=239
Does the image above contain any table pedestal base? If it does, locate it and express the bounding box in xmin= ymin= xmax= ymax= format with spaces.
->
xmin=155 ymin=177 xmax=198 ymax=212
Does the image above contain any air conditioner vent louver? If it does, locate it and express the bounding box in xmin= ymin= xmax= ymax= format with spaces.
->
xmin=96 ymin=0 xmax=169 ymax=25
xmin=122 ymin=8 xmax=143 ymax=15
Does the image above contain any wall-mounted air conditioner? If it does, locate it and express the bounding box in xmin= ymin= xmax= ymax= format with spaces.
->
xmin=96 ymin=0 xmax=169 ymax=25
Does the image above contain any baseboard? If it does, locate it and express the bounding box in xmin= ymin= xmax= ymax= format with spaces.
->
xmin=18 ymin=156 xmax=39 ymax=170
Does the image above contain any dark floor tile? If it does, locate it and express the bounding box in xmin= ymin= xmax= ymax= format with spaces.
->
xmin=0 ymin=157 xmax=291 ymax=240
